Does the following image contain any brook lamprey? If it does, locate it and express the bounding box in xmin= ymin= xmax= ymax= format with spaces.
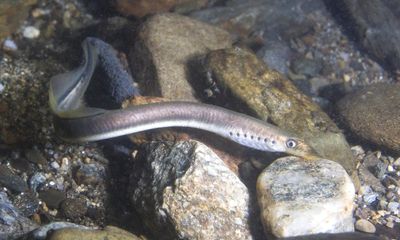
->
xmin=49 ymin=37 xmax=319 ymax=160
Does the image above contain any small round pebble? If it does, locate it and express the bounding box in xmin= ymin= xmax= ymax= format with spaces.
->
xmin=23 ymin=26 xmax=40 ymax=39
xmin=2 ymin=39 xmax=18 ymax=52
xmin=355 ymin=219 xmax=376 ymax=233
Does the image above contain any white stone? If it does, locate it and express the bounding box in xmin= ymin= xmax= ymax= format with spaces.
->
xmin=257 ymin=157 xmax=355 ymax=238
xmin=3 ymin=39 xmax=18 ymax=51
xmin=23 ymin=26 xmax=40 ymax=39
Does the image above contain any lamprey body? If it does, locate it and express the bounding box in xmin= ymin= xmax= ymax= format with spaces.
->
xmin=50 ymin=37 xmax=318 ymax=159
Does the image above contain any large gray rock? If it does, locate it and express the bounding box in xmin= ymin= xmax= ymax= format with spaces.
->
xmin=326 ymin=0 xmax=400 ymax=72
xmin=336 ymin=83 xmax=400 ymax=152
xmin=129 ymin=140 xmax=252 ymax=240
xmin=257 ymin=157 xmax=355 ymax=238
xmin=130 ymin=13 xmax=232 ymax=101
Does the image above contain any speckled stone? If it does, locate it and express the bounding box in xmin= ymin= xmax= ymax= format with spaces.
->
xmin=257 ymin=156 xmax=355 ymax=238
xmin=130 ymin=13 xmax=232 ymax=101
xmin=336 ymin=83 xmax=400 ymax=152
xmin=129 ymin=140 xmax=253 ymax=240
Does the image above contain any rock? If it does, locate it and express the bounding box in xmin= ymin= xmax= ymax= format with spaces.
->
xmin=60 ymin=198 xmax=87 ymax=219
xmin=30 ymin=222 xmax=94 ymax=239
xmin=25 ymin=148 xmax=48 ymax=166
xmin=0 ymin=192 xmax=38 ymax=239
xmin=114 ymin=0 xmax=208 ymax=17
xmin=0 ymin=0 xmax=37 ymax=40
xmin=290 ymin=56 xmax=323 ymax=77
xmin=204 ymin=47 xmax=359 ymax=186
xmin=129 ymin=140 xmax=253 ymax=239
xmin=12 ymin=192 xmax=40 ymax=217
xmin=38 ymin=189 xmax=66 ymax=209
xmin=257 ymin=40 xmax=292 ymax=75
xmin=257 ymin=157 xmax=355 ymax=238
xmin=130 ymin=13 xmax=232 ymax=101
xmin=355 ymin=219 xmax=376 ymax=233
xmin=280 ymin=232 xmax=381 ymax=240
xmin=336 ymin=83 xmax=400 ymax=152
xmin=22 ymin=26 xmax=40 ymax=39
xmin=191 ymin=0 xmax=323 ymax=43
xmin=326 ymin=0 xmax=400 ymax=72
xmin=0 ymin=164 xmax=28 ymax=192
xmin=47 ymin=225 xmax=142 ymax=240
xmin=74 ymin=163 xmax=106 ymax=185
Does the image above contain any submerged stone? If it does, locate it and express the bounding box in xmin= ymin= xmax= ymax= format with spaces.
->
xmin=129 ymin=140 xmax=253 ymax=240
xmin=130 ymin=13 xmax=232 ymax=101
xmin=257 ymin=157 xmax=355 ymax=238
xmin=204 ymin=47 xmax=358 ymax=186
xmin=336 ymin=83 xmax=400 ymax=153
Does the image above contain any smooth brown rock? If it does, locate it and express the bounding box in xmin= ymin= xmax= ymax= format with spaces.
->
xmin=114 ymin=0 xmax=208 ymax=17
xmin=0 ymin=0 xmax=37 ymax=40
xmin=204 ymin=47 xmax=359 ymax=187
xmin=336 ymin=83 xmax=400 ymax=153
xmin=130 ymin=13 xmax=232 ymax=101
xmin=355 ymin=219 xmax=376 ymax=233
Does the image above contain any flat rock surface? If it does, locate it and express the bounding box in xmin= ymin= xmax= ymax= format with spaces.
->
xmin=336 ymin=83 xmax=400 ymax=152
xmin=257 ymin=157 xmax=355 ymax=238
xmin=130 ymin=13 xmax=232 ymax=101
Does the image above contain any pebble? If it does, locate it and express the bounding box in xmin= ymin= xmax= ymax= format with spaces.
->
xmin=2 ymin=39 xmax=18 ymax=52
xmin=74 ymin=163 xmax=105 ymax=185
xmin=355 ymin=219 xmax=376 ymax=233
xmin=257 ymin=157 xmax=355 ymax=238
xmin=31 ymin=221 xmax=94 ymax=239
xmin=38 ymin=189 xmax=66 ymax=209
xmin=29 ymin=172 xmax=47 ymax=192
xmin=0 ymin=165 xmax=28 ymax=192
xmin=12 ymin=192 xmax=40 ymax=217
xmin=60 ymin=198 xmax=87 ymax=219
xmin=22 ymin=26 xmax=40 ymax=39
xmin=387 ymin=202 xmax=400 ymax=213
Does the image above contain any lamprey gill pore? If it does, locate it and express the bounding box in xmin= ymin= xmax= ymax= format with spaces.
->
xmin=49 ymin=37 xmax=319 ymax=159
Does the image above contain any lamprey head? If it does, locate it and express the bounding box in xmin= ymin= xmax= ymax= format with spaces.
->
xmin=281 ymin=137 xmax=320 ymax=160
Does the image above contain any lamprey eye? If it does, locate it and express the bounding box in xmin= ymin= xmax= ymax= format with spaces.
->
xmin=286 ymin=139 xmax=297 ymax=148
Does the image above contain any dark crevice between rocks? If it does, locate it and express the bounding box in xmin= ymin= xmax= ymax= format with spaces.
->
xmin=128 ymin=141 xmax=195 ymax=240
xmin=101 ymin=137 xmax=145 ymax=236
